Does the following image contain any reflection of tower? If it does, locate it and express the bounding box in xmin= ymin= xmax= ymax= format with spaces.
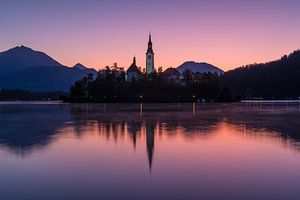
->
xmin=146 ymin=34 xmax=155 ymax=74
xmin=146 ymin=123 xmax=155 ymax=172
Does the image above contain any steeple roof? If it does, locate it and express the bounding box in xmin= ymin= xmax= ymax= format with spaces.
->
xmin=127 ymin=57 xmax=141 ymax=73
xmin=146 ymin=33 xmax=154 ymax=54
xmin=148 ymin=33 xmax=152 ymax=44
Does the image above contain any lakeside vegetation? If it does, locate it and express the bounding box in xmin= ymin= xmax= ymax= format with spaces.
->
xmin=63 ymin=50 xmax=300 ymax=103
xmin=62 ymin=68 xmax=234 ymax=103
xmin=1 ymin=50 xmax=300 ymax=102
xmin=221 ymin=50 xmax=300 ymax=99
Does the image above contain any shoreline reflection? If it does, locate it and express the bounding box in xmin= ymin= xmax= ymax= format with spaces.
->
xmin=0 ymin=103 xmax=299 ymax=160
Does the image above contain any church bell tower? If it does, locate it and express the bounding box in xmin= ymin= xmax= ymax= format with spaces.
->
xmin=146 ymin=34 xmax=155 ymax=74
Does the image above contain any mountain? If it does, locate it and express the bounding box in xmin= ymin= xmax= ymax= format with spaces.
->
xmin=73 ymin=63 xmax=88 ymax=70
xmin=72 ymin=63 xmax=97 ymax=74
xmin=0 ymin=46 xmax=62 ymax=76
xmin=0 ymin=65 xmax=97 ymax=92
xmin=220 ymin=50 xmax=300 ymax=98
xmin=0 ymin=46 xmax=97 ymax=92
xmin=176 ymin=61 xmax=224 ymax=75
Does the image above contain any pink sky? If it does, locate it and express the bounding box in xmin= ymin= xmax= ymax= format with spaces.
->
xmin=1 ymin=0 xmax=300 ymax=71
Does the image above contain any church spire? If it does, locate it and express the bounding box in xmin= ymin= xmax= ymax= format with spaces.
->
xmin=133 ymin=56 xmax=136 ymax=65
xmin=146 ymin=33 xmax=153 ymax=54
xmin=148 ymin=33 xmax=152 ymax=44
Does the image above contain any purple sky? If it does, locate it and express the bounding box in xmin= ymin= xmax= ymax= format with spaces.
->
xmin=1 ymin=0 xmax=300 ymax=71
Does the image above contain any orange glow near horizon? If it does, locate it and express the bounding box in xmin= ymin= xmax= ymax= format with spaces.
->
xmin=14 ymin=32 xmax=298 ymax=72
xmin=1 ymin=1 xmax=300 ymax=72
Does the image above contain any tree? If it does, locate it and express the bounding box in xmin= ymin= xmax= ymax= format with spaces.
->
xmin=66 ymin=67 xmax=230 ymax=103
xmin=158 ymin=66 xmax=163 ymax=73
xmin=183 ymin=69 xmax=192 ymax=81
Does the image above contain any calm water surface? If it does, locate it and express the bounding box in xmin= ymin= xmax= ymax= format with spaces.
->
xmin=0 ymin=103 xmax=300 ymax=200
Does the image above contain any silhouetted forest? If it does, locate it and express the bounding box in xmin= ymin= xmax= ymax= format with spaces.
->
xmin=2 ymin=50 xmax=299 ymax=102
xmin=0 ymin=89 xmax=66 ymax=101
xmin=220 ymin=50 xmax=300 ymax=99
xmin=63 ymin=69 xmax=233 ymax=103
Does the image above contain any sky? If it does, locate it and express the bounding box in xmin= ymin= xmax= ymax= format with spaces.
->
xmin=0 ymin=0 xmax=300 ymax=71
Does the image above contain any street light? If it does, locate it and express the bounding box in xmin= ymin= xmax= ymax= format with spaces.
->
xmin=139 ymin=95 xmax=143 ymax=116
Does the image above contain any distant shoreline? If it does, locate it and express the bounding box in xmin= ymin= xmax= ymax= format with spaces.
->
xmin=1 ymin=100 xmax=300 ymax=105
xmin=242 ymin=100 xmax=300 ymax=104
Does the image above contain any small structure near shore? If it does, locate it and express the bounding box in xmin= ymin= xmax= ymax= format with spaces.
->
xmin=126 ymin=57 xmax=142 ymax=82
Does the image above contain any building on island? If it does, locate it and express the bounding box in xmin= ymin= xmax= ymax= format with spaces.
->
xmin=126 ymin=34 xmax=155 ymax=82
xmin=124 ymin=34 xmax=221 ymax=84
xmin=146 ymin=34 xmax=155 ymax=74
xmin=126 ymin=57 xmax=142 ymax=82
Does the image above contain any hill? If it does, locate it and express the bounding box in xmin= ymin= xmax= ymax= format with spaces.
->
xmin=0 ymin=46 xmax=62 ymax=76
xmin=220 ymin=50 xmax=300 ymax=99
xmin=176 ymin=61 xmax=224 ymax=75
xmin=0 ymin=65 xmax=97 ymax=92
xmin=0 ymin=46 xmax=97 ymax=92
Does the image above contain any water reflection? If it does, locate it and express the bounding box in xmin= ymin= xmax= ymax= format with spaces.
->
xmin=0 ymin=103 xmax=299 ymax=160
xmin=0 ymin=104 xmax=69 ymax=155
xmin=1 ymin=103 xmax=300 ymax=200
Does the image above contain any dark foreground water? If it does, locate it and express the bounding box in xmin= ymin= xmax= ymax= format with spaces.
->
xmin=0 ymin=102 xmax=300 ymax=200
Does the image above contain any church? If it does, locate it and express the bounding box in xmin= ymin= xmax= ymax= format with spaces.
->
xmin=126 ymin=34 xmax=155 ymax=82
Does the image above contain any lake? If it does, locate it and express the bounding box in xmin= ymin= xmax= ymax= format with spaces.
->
xmin=0 ymin=102 xmax=300 ymax=200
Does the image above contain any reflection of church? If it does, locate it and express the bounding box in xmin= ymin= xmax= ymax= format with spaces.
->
xmin=146 ymin=123 xmax=155 ymax=172
xmin=127 ymin=121 xmax=156 ymax=172
xmin=126 ymin=34 xmax=155 ymax=82
xmin=98 ymin=119 xmax=156 ymax=172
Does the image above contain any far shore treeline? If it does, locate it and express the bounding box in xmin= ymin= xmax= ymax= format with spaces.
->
xmin=62 ymin=50 xmax=300 ymax=103
xmin=62 ymin=70 xmax=233 ymax=103
xmin=0 ymin=89 xmax=66 ymax=101
xmin=1 ymin=50 xmax=300 ymax=102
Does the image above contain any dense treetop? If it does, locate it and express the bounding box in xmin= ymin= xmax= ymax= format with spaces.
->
xmin=220 ymin=50 xmax=300 ymax=99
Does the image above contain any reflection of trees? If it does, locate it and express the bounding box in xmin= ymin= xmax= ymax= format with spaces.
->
xmin=1 ymin=103 xmax=300 ymax=159
xmin=69 ymin=103 xmax=222 ymax=137
xmin=69 ymin=103 xmax=300 ymax=153
xmin=226 ymin=105 xmax=300 ymax=133
xmin=127 ymin=121 xmax=142 ymax=149
xmin=223 ymin=104 xmax=300 ymax=150
xmin=0 ymin=104 xmax=71 ymax=155
xmin=68 ymin=104 xmax=223 ymax=171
